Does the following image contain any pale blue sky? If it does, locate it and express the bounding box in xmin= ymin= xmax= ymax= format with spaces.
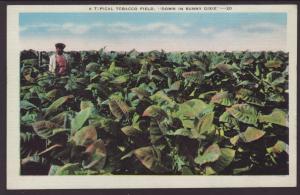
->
xmin=19 ymin=13 xmax=287 ymax=51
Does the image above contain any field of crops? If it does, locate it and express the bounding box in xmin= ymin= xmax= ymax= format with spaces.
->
xmin=20 ymin=49 xmax=289 ymax=175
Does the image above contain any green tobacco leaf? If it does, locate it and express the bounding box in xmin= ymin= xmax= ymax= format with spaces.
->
xmin=22 ymin=58 xmax=38 ymax=65
xmin=167 ymin=80 xmax=181 ymax=92
xmin=265 ymin=71 xmax=286 ymax=86
xmin=242 ymin=58 xmax=255 ymax=66
xmin=192 ymin=112 xmax=215 ymax=137
xmin=45 ymin=95 xmax=74 ymax=118
xmin=89 ymin=116 xmax=118 ymax=135
xmin=32 ymin=120 xmax=60 ymax=139
xmin=215 ymin=64 xmax=233 ymax=76
xmin=148 ymin=120 xmax=164 ymax=146
xmin=259 ymin=108 xmax=288 ymax=127
xmin=71 ymin=107 xmax=93 ymax=133
xmin=86 ymin=83 xmax=101 ymax=90
xmin=134 ymin=146 xmax=167 ymax=173
xmin=227 ymin=104 xmax=257 ymax=125
xmin=134 ymin=146 xmax=157 ymax=171
xmin=230 ymin=135 xmax=240 ymax=145
xmin=174 ymin=99 xmax=208 ymax=129
xmin=108 ymin=99 xmax=130 ymax=120
xmin=108 ymin=61 xmax=128 ymax=76
xmin=54 ymin=163 xmax=82 ymax=175
xmin=80 ymin=101 xmax=94 ymax=110
xmin=110 ymin=75 xmax=130 ymax=85
xmin=158 ymin=67 xmax=174 ymax=77
xmin=46 ymin=89 xmax=59 ymax=100
xmin=182 ymin=71 xmax=204 ymax=83
xmin=131 ymin=87 xmax=150 ymax=100
xmin=236 ymin=88 xmax=265 ymax=106
xmin=219 ymin=111 xmax=239 ymax=127
xmin=267 ymin=140 xmax=288 ymax=154
xmin=150 ymin=90 xmax=174 ymax=105
xmin=72 ymin=125 xmax=97 ymax=147
xmin=195 ymin=144 xmax=221 ymax=165
xmin=265 ymin=60 xmax=283 ymax=69
xmin=211 ymin=148 xmax=236 ymax=173
xmin=20 ymin=100 xmax=38 ymax=110
xmin=49 ymin=111 xmax=67 ymax=127
xmin=143 ymin=105 xmax=167 ymax=121
xmin=85 ymin=62 xmax=100 ymax=72
xmin=121 ymin=126 xmax=142 ymax=136
xmin=267 ymin=93 xmax=285 ymax=103
xmin=83 ymin=139 xmax=107 ymax=170
xmin=167 ymin=128 xmax=193 ymax=138
xmin=240 ymin=127 xmax=265 ymax=143
xmin=210 ymin=91 xmax=234 ymax=106
xmin=21 ymin=111 xmax=38 ymax=124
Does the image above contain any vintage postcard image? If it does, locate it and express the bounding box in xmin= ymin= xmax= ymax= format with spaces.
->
xmin=7 ymin=4 xmax=297 ymax=189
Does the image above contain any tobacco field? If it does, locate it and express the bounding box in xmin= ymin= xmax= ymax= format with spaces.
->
xmin=20 ymin=49 xmax=289 ymax=175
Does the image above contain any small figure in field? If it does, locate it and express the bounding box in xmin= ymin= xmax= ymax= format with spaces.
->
xmin=49 ymin=43 xmax=69 ymax=76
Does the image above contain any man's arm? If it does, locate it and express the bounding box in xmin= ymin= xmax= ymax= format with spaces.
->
xmin=49 ymin=55 xmax=56 ymax=73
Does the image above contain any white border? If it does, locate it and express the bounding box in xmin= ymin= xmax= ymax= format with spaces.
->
xmin=7 ymin=4 xmax=297 ymax=189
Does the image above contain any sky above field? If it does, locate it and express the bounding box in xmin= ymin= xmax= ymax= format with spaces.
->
xmin=19 ymin=12 xmax=287 ymax=51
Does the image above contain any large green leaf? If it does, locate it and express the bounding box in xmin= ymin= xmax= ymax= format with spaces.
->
xmin=167 ymin=128 xmax=193 ymax=138
xmin=215 ymin=63 xmax=233 ymax=75
xmin=219 ymin=111 xmax=239 ymax=127
xmin=236 ymin=88 xmax=265 ymax=106
xmin=32 ymin=120 xmax=60 ymax=139
xmin=195 ymin=144 xmax=221 ymax=165
xmin=80 ymin=101 xmax=94 ymax=110
xmin=265 ymin=60 xmax=283 ymax=69
xmin=49 ymin=111 xmax=67 ymax=127
xmin=192 ymin=112 xmax=215 ymax=137
xmin=110 ymin=74 xmax=130 ymax=85
xmin=108 ymin=61 xmax=128 ymax=76
xmin=54 ymin=163 xmax=82 ymax=175
xmin=148 ymin=120 xmax=164 ymax=146
xmin=182 ymin=71 xmax=204 ymax=83
xmin=108 ymin=99 xmax=130 ymax=120
xmin=210 ymin=91 xmax=233 ymax=106
xmin=240 ymin=127 xmax=265 ymax=143
xmin=20 ymin=100 xmax=38 ymax=110
xmin=83 ymin=139 xmax=107 ymax=170
xmin=173 ymin=99 xmax=208 ymax=128
xmin=71 ymin=107 xmax=93 ymax=133
xmin=150 ymin=90 xmax=175 ymax=105
xmin=72 ymin=125 xmax=97 ymax=147
xmin=211 ymin=148 xmax=236 ymax=173
xmin=45 ymin=95 xmax=74 ymax=117
xmin=258 ymin=108 xmax=288 ymax=127
xmin=131 ymin=87 xmax=150 ymax=100
xmin=45 ymin=89 xmax=59 ymax=100
xmin=227 ymin=104 xmax=257 ymax=125
xmin=133 ymin=146 xmax=167 ymax=173
xmin=267 ymin=140 xmax=288 ymax=154
xmin=143 ymin=105 xmax=167 ymax=121
xmin=85 ymin=62 xmax=100 ymax=72
xmin=121 ymin=126 xmax=142 ymax=137
xmin=265 ymin=71 xmax=286 ymax=86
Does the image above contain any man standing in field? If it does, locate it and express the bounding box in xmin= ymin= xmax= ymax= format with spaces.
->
xmin=49 ymin=43 xmax=69 ymax=76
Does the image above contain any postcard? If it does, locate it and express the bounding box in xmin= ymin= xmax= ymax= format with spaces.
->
xmin=7 ymin=4 xmax=297 ymax=189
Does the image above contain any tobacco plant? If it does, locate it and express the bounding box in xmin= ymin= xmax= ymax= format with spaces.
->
xmin=20 ymin=49 xmax=289 ymax=175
